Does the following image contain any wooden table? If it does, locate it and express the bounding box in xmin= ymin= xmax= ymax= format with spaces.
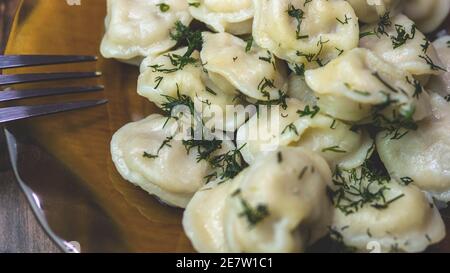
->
xmin=0 ymin=0 xmax=60 ymax=253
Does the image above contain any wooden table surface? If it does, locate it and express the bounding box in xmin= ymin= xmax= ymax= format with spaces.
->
xmin=0 ymin=0 xmax=60 ymax=253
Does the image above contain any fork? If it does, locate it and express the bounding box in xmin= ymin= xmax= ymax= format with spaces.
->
xmin=0 ymin=54 xmax=107 ymax=124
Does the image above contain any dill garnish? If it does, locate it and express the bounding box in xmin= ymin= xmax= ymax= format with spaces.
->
xmin=257 ymin=77 xmax=276 ymax=100
xmin=292 ymin=63 xmax=306 ymax=76
xmin=297 ymin=105 xmax=320 ymax=118
xmin=156 ymin=3 xmax=170 ymax=12
xmin=390 ymin=24 xmax=416 ymax=49
xmin=182 ymin=137 xmax=223 ymax=163
xmin=282 ymin=123 xmax=299 ymax=135
xmin=143 ymin=152 xmax=158 ymax=159
xmin=233 ymin=190 xmax=270 ymax=227
xmin=287 ymin=4 xmax=306 ymax=40
xmin=359 ymin=12 xmax=392 ymax=38
xmin=208 ymin=145 xmax=247 ymax=182
xmin=142 ymin=136 xmax=173 ymax=160
xmin=160 ymin=87 xmax=195 ymax=118
xmin=322 ymin=146 xmax=347 ymax=154
xmin=331 ymin=152 xmax=405 ymax=215
xmin=277 ymin=152 xmax=283 ymax=163
xmin=245 ymin=36 xmax=254 ymax=52
xmin=298 ymin=166 xmax=308 ymax=180
xmin=188 ymin=2 xmax=200 ymax=7
xmin=336 ymin=14 xmax=351 ymax=25
xmin=400 ymin=177 xmax=414 ymax=186
xmin=255 ymin=90 xmax=288 ymax=110
xmin=148 ymin=21 xmax=203 ymax=73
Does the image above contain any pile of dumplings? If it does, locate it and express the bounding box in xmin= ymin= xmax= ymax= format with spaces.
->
xmin=103 ymin=0 xmax=450 ymax=253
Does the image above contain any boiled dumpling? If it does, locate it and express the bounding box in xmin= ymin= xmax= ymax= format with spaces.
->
xmin=184 ymin=147 xmax=333 ymax=253
xmin=376 ymin=93 xmax=450 ymax=202
xmin=427 ymin=36 xmax=450 ymax=97
xmin=183 ymin=179 xmax=236 ymax=253
xmin=111 ymin=114 xmax=235 ymax=208
xmin=332 ymin=168 xmax=445 ymax=252
xmin=360 ymin=14 xmax=444 ymax=78
xmin=201 ymin=32 xmax=288 ymax=101
xmin=138 ymin=48 xmax=204 ymax=105
xmin=236 ymin=98 xmax=374 ymax=170
xmin=305 ymin=48 xmax=431 ymax=123
xmin=188 ymin=0 xmax=254 ymax=35
xmin=100 ymin=0 xmax=192 ymax=65
xmin=225 ymin=147 xmax=333 ymax=253
xmin=252 ymin=0 xmax=359 ymax=68
xmin=346 ymin=0 xmax=403 ymax=23
xmin=403 ymin=0 xmax=450 ymax=34
xmin=138 ymin=47 xmax=251 ymax=131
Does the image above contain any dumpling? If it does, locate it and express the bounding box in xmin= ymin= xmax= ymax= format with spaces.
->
xmin=110 ymin=114 xmax=235 ymax=208
xmin=223 ymin=147 xmax=333 ymax=253
xmin=236 ymin=98 xmax=374 ymax=170
xmin=403 ymin=0 xmax=450 ymax=34
xmin=252 ymin=0 xmax=359 ymax=68
xmin=360 ymin=14 xmax=444 ymax=78
xmin=138 ymin=48 xmax=204 ymax=105
xmin=331 ymin=167 xmax=445 ymax=252
xmin=332 ymin=178 xmax=445 ymax=253
xmin=183 ymin=179 xmax=236 ymax=253
xmin=100 ymin=0 xmax=192 ymax=65
xmin=376 ymin=93 xmax=450 ymax=202
xmin=427 ymin=36 xmax=450 ymax=97
xmin=201 ymin=32 xmax=288 ymax=101
xmin=346 ymin=0 xmax=403 ymax=23
xmin=287 ymin=74 xmax=317 ymax=105
xmin=184 ymin=147 xmax=333 ymax=253
xmin=187 ymin=0 xmax=254 ymax=35
xmin=138 ymin=47 xmax=252 ymax=131
xmin=305 ymin=48 xmax=432 ymax=123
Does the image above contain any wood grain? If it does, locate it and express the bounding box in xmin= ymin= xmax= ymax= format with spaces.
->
xmin=0 ymin=170 xmax=61 ymax=253
xmin=0 ymin=0 xmax=60 ymax=253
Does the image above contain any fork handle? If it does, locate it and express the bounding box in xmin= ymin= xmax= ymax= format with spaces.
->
xmin=0 ymin=0 xmax=20 ymax=172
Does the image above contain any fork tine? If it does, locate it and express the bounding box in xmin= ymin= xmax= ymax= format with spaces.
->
xmin=0 ymin=71 xmax=102 ymax=86
xmin=0 ymin=85 xmax=104 ymax=102
xmin=0 ymin=99 xmax=108 ymax=124
xmin=0 ymin=55 xmax=97 ymax=69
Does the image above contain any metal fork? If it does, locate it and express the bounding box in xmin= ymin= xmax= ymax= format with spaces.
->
xmin=0 ymin=55 xmax=107 ymax=124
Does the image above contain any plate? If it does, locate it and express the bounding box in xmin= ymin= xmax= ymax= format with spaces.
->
xmin=2 ymin=0 xmax=450 ymax=252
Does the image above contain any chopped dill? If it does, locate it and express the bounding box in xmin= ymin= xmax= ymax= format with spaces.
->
xmin=287 ymin=4 xmax=306 ymax=40
xmin=208 ymin=145 xmax=247 ymax=182
xmin=156 ymin=3 xmax=170 ymax=12
xmin=143 ymin=152 xmax=158 ymax=159
xmin=277 ymin=152 xmax=283 ymax=163
xmin=330 ymin=152 xmax=405 ymax=215
xmin=322 ymin=146 xmax=347 ymax=154
xmin=359 ymin=12 xmax=392 ymax=38
xmin=245 ymin=36 xmax=254 ymax=52
xmin=297 ymin=105 xmax=320 ymax=118
xmin=234 ymin=190 xmax=270 ymax=228
xmin=390 ymin=24 xmax=416 ymax=49
xmin=160 ymin=91 xmax=195 ymax=128
xmin=299 ymin=166 xmax=308 ymax=180
xmin=182 ymin=137 xmax=223 ymax=163
xmin=282 ymin=123 xmax=299 ymax=135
